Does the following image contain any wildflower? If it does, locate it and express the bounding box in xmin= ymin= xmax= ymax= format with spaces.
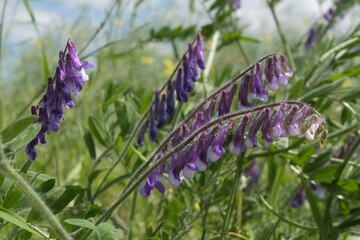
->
xmin=273 ymin=55 xmax=288 ymax=86
xmin=243 ymin=161 xmax=259 ymax=191
xmin=245 ymin=111 xmax=265 ymax=148
xmin=149 ymin=105 xmax=158 ymax=142
xmin=195 ymin=33 xmax=205 ymax=70
xmin=270 ymin=103 xmax=287 ymax=140
xmin=207 ymin=121 xmax=235 ymax=162
xmin=291 ymin=182 xmax=324 ymax=208
xmin=218 ymin=84 xmax=237 ymax=116
xmin=238 ymin=74 xmax=252 ymax=109
xmin=229 ymin=115 xmax=250 ymax=156
xmin=289 ymin=106 xmax=310 ymax=137
xmin=175 ymin=68 xmax=188 ymax=103
xmin=265 ymin=57 xmax=278 ymax=91
xmin=204 ymin=98 xmax=216 ymax=124
xmin=136 ymin=120 xmax=149 ymax=147
xmin=250 ymin=62 xmax=268 ymax=102
xmin=25 ymin=41 xmax=93 ymax=161
xmin=261 ymin=108 xmax=272 ymax=148
xmin=157 ymin=94 xmax=167 ymax=129
xmin=230 ymin=0 xmax=241 ymax=10
xmin=140 ymin=161 xmax=166 ymax=197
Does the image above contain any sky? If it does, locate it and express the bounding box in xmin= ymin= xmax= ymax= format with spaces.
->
xmin=0 ymin=0 xmax=359 ymax=79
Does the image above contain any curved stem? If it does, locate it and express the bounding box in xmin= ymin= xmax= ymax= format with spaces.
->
xmin=95 ymin=101 xmax=322 ymax=225
xmin=0 ymin=162 xmax=72 ymax=240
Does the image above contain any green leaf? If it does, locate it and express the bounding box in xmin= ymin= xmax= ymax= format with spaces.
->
xmin=65 ymin=219 xmax=119 ymax=240
xmin=84 ymin=131 xmax=96 ymax=159
xmin=0 ymin=116 xmax=37 ymax=144
xmin=35 ymin=179 xmax=56 ymax=194
xmin=310 ymin=165 xmax=339 ymax=182
xmin=0 ymin=206 xmax=48 ymax=238
xmin=298 ymin=79 xmax=345 ymax=101
xmin=88 ymin=116 xmax=107 ymax=147
xmin=303 ymin=152 xmax=331 ymax=174
xmin=5 ymin=123 xmax=41 ymax=153
xmin=3 ymin=184 xmax=22 ymax=209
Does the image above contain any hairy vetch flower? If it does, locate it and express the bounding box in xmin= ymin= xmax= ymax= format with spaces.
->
xmin=26 ymin=40 xmax=93 ymax=161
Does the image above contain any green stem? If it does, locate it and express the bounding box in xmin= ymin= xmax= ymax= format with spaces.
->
xmin=267 ymin=2 xmax=296 ymax=71
xmin=0 ymin=162 xmax=72 ymax=240
xmin=220 ymin=154 xmax=244 ymax=239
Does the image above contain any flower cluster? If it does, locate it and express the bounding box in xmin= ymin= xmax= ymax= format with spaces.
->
xmin=136 ymin=33 xmax=205 ymax=146
xmin=140 ymin=101 xmax=326 ymax=197
xmin=25 ymin=41 xmax=93 ymax=161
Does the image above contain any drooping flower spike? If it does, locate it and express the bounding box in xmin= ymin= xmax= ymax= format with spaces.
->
xmin=25 ymin=40 xmax=93 ymax=161
xmin=140 ymin=101 xmax=327 ymax=197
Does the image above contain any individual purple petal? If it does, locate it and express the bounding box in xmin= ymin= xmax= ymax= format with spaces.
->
xmin=280 ymin=55 xmax=293 ymax=78
xmin=194 ymin=132 xmax=211 ymax=171
xmin=204 ymin=98 xmax=216 ymax=124
xmin=261 ymin=108 xmax=272 ymax=148
xmin=136 ymin=120 xmax=149 ymax=147
xmin=245 ymin=111 xmax=265 ymax=148
xmin=207 ymin=121 xmax=235 ymax=162
xmin=273 ymin=55 xmax=288 ymax=86
xmin=188 ymin=43 xmax=199 ymax=82
xmin=238 ymin=74 xmax=252 ymax=109
xmin=265 ymin=57 xmax=279 ymax=91
xmin=166 ymin=80 xmax=175 ymax=115
xmin=243 ymin=161 xmax=259 ymax=191
xmin=310 ymin=181 xmax=325 ymax=199
xmin=182 ymin=55 xmax=192 ymax=92
xmin=149 ymin=105 xmax=158 ymax=142
xmin=289 ymin=106 xmax=310 ymax=137
xmin=196 ymin=33 xmax=205 ymax=70
xmin=270 ymin=103 xmax=287 ymax=140
xmin=282 ymin=105 xmax=299 ymax=137
xmin=191 ymin=111 xmax=205 ymax=131
xmin=140 ymin=162 xmax=166 ymax=197
xmin=290 ymin=188 xmax=306 ymax=208
xmin=175 ymin=68 xmax=188 ymax=103
xmin=157 ymin=94 xmax=167 ymax=129
xmin=25 ymin=138 xmax=38 ymax=162
xmin=226 ymin=84 xmax=237 ymax=112
xmin=218 ymin=90 xmax=229 ymax=117
xmin=229 ymin=115 xmax=250 ymax=156
xmin=250 ymin=62 xmax=268 ymax=102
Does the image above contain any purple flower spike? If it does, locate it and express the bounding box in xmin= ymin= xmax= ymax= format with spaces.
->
xmin=207 ymin=121 xmax=235 ymax=162
xmin=290 ymin=188 xmax=306 ymax=208
xmin=166 ymin=80 xmax=175 ymax=115
xmin=265 ymin=57 xmax=278 ymax=91
xmin=273 ymin=55 xmax=288 ymax=86
xmin=250 ymin=62 xmax=268 ymax=102
xmin=175 ymin=68 xmax=188 ymax=103
xmin=238 ymin=74 xmax=252 ymax=109
xmin=270 ymin=103 xmax=287 ymax=140
xmin=168 ymin=150 xmax=189 ymax=187
xmin=229 ymin=115 xmax=250 ymax=156
xmin=149 ymin=105 xmax=158 ymax=142
xmin=224 ymin=84 xmax=237 ymax=114
xmin=245 ymin=111 xmax=265 ymax=148
xmin=136 ymin=120 xmax=149 ymax=147
xmin=243 ymin=161 xmax=259 ymax=191
xmin=204 ymin=98 xmax=216 ymax=124
xmin=140 ymin=162 xmax=166 ymax=198
xmin=157 ymin=94 xmax=167 ymax=129
xmin=261 ymin=108 xmax=272 ymax=148
xmin=289 ymin=106 xmax=310 ymax=137
xmin=196 ymin=33 xmax=205 ymax=70
xmin=280 ymin=55 xmax=293 ymax=78
xmin=25 ymin=41 xmax=93 ymax=161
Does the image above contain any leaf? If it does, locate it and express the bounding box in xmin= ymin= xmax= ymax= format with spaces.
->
xmin=83 ymin=131 xmax=96 ymax=159
xmin=298 ymin=79 xmax=345 ymax=101
xmin=3 ymin=185 xmax=22 ymax=209
xmin=0 ymin=206 xmax=47 ymax=238
xmin=0 ymin=116 xmax=37 ymax=144
xmin=5 ymin=123 xmax=41 ymax=153
xmin=65 ymin=219 xmax=119 ymax=240
xmin=27 ymin=185 xmax=81 ymax=222
xmin=88 ymin=116 xmax=107 ymax=146
xmin=35 ymin=179 xmax=56 ymax=194
xmin=310 ymin=165 xmax=339 ymax=182
xmin=303 ymin=152 xmax=331 ymax=174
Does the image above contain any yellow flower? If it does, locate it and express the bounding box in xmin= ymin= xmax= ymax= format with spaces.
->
xmin=163 ymin=58 xmax=174 ymax=76
xmin=141 ymin=56 xmax=154 ymax=65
